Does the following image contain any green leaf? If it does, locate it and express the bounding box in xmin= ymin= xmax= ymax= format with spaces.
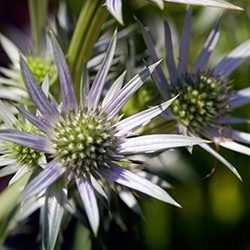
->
xmin=0 ymin=172 xmax=31 ymax=220
xmin=72 ymin=222 xmax=92 ymax=250
xmin=0 ymin=172 xmax=32 ymax=243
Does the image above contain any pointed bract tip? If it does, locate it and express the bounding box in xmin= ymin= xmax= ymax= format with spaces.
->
xmin=148 ymin=59 xmax=163 ymax=70
xmin=149 ymin=0 xmax=164 ymax=10
xmin=234 ymin=170 xmax=242 ymax=182
xmin=105 ymin=0 xmax=124 ymax=25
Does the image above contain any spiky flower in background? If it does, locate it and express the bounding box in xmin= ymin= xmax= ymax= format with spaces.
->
xmin=0 ymin=99 xmax=46 ymax=185
xmin=0 ymin=34 xmax=57 ymax=102
xmin=0 ymin=30 xmax=205 ymax=247
xmin=1 ymin=0 xmax=250 ymax=249
xmin=138 ymin=7 xmax=250 ymax=179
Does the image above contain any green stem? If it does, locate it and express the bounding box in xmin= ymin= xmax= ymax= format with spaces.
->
xmin=0 ymin=172 xmax=32 ymax=243
xmin=67 ymin=0 xmax=108 ymax=100
xmin=28 ymin=0 xmax=48 ymax=54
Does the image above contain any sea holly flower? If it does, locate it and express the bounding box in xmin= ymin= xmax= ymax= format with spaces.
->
xmin=138 ymin=7 xmax=250 ymax=179
xmin=0 ymin=99 xmax=46 ymax=185
xmin=0 ymin=30 xmax=205 ymax=236
xmin=105 ymin=0 xmax=241 ymax=25
xmin=0 ymin=34 xmax=56 ymax=102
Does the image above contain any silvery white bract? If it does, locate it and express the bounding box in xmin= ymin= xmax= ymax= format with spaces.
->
xmin=0 ymin=99 xmax=47 ymax=185
xmin=0 ymin=30 xmax=205 ymax=239
xmin=105 ymin=0 xmax=242 ymax=24
xmin=0 ymin=34 xmax=56 ymax=102
xmin=152 ymin=0 xmax=242 ymax=10
xmin=0 ymin=34 xmax=28 ymax=101
xmin=138 ymin=7 xmax=250 ymax=180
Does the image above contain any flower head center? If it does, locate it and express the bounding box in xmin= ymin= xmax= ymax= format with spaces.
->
xmin=11 ymin=122 xmax=43 ymax=166
xmin=169 ymin=73 xmax=231 ymax=133
xmin=26 ymin=55 xmax=57 ymax=83
xmin=52 ymin=109 xmax=119 ymax=176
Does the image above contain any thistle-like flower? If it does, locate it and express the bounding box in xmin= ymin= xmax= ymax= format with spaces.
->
xmin=0 ymin=99 xmax=46 ymax=185
xmin=0 ymin=34 xmax=56 ymax=102
xmin=138 ymin=7 xmax=250 ymax=179
xmin=0 ymin=30 xmax=204 ymax=238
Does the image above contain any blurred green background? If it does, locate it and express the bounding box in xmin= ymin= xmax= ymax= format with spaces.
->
xmin=0 ymin=0 xmax=250 ymax=249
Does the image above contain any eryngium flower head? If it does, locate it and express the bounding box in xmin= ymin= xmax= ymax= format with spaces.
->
xmin=0 ymin=34 xmax=56 ymax=102
xmin=138 ymin=7 xmax=250 ymax=179
xmin=0 ymin=100 xmax=45 ymax=185
xmin=0 ymin=30 xmax=204 ymax=235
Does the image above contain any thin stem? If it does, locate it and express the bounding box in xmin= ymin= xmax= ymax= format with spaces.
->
xmin=28 ymin=0 xmax=48 ymax=54
xmin=67 ymin=0 xmax=108 ymax=100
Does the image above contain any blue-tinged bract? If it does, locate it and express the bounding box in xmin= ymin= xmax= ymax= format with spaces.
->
xmin=105 ymin=0 xmax=242 ymax=25
xmin=0 ymin=30 xmax=205 ymax=236
xmin=0 ymin=34 xmax=56 ymax=102
xmin=138 ymin=7 xmax=250 ymax=179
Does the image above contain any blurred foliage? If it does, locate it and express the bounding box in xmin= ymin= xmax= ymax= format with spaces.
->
xmin=130 ymin=2 xmax=250 ymax=250
xmin=0 ymin=0 xmax=250 ymax=249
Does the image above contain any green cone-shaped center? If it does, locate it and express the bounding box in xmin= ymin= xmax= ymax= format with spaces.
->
xmin=26 ymin=55 xmax=57 ymax=83
xmin=169 ymin=73 xmax=230 ymax=133
xmin=11 ymin=122 xmax=43 ymax=166
xmin=52 ymin=109 xmax=119 ymax=176
xmin=12 ymin=144 xmax=43 ymax=166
